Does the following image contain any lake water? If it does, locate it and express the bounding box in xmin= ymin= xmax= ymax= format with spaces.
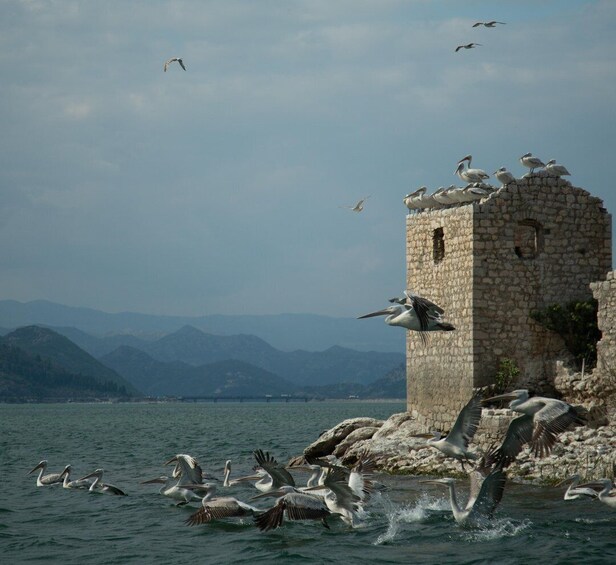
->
xmin=1 ymin=402 xmax=615 ymax=564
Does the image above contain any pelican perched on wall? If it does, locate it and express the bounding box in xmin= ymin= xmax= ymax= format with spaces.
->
xmin=422 ymin=467 xmax=506 ymax=527
xmin=556 ymin=474 xmax=599 ymax=501
xmin=165 ymin=454 xmax=204 ymax=485
xmin=456 ymin=155 xmax=490 ymax=185
xmin=78 ymin=469 xmax=127 ymax=496
xmin=141 ymin=476 xmax=203 ymax=506
xmin=164 ymin=57 xmax=186 ymax=72
xmin=519 ymin=153 xmax=545 ymax=174
xmin=545 ymin=159 xmax=571 ymax=177
xmin=431 ymin=186 xmax=456 ymax=206
xmin=493 ymin=167 xmax=515 ymax=186
xmin=62 ymin=465 xmax=94 ymax=490
xmin=360 ymin=290 xmax=455 ymax=338
xmin=482 ymin=389 xmax=586 ymax=468
xmin=576 ymin=479 xmax=616 ymax=509
xmin=28 ymin=460 xmax=66 ymax=487
xmin=414 ymin=390 xmax=483 ymax=469
xmin=252 ymin=485 xmax=331 ymax=531
xmin=184 ymin=483 xmax=260 ymax=525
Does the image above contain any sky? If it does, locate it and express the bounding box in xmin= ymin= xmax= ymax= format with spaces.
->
xmin=1 ymin=0 xmax=614 ymax=318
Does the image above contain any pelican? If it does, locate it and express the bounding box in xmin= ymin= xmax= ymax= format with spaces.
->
xmin=360 ymin=290 xmax=455 ymax=336
xmin=340 ymin=196 xmax=370 ymax=212
xmin=164 ymin=57 xmax=186 ymax=72
xmin=304 ymin=466 xmax=362 ymax=526
xmin=545 ymin=159 xmax=571 ymax=177
xmin=431 ymin=186 xmax=456 ymax=206
xmin=141 ymin=476 xmax=203 ymax=506
xmin=222 ymin=460 xmax=243 ymax=487
xmin=78 ymin=469 xmax=127 ymax=496
xmin=422 ymin=467 xmax=506 ymax=527
xmin=519 ymin=153 xmax=545 ymax=174
xmin=414 ymin=390 xmax=483 ymax=469
xmin=576 ymin=479 xmax=616 ymax=509
xmin=459 ymin=185 xmax=489 ymax=202
xmin=165 ymin=454 xmax=203 ymax=485
xmin=493 ymin=167 xmax=515 ymax=186
xmin=456 ymin=155 xmax=490 ymax=185
xmin=233 ymin=450 xmax=296 ymax=493
xmin=62 ymin=465 xmax=94 ymax=490
xmin=455 ymin=43 xmax=482 ymax=52
xmin=472 ymin=21 xmax=506 ymax=27
xmin=556 ymin=474 xmax=599 ymax=501
xmin=184 ymin=483 xmax=260 ymax=524
xmin=28 ymin=460 xmax=65 ymax=487
xmin=252 ymin=485 xmax=331 ymax=531
xmin=482 ymin=389 xmax=586 ymax=468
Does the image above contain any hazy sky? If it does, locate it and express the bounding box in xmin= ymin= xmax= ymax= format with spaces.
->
xmin=1 ymin=0 xmax=614 ymax=317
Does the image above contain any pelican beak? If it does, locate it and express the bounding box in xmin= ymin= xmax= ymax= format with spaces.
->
xmin=28 ymin=462 xmax=44 ymax=475
xmin=412 ymin=433 xmax=434 ymax=439
xmin=482 ymin=393 xmax=517 ymax=404
xmin=164 ymin=456 xmax=178 ymax=465
xmin=303 ymin=485 xmax=323 ymax=492
xmin=357 ymin=308 xmax=390 ymax=319
xmin=141 ymin=477 xmax=166 ymax=485
xmin=419 ymin=479 xmax=448 ymax=486
xmin=555 ymin=476 xmax=576 ymax=488
xmin=78 ymin=470 xmax=98 ymax=481
xmin=249 ymin=490 xmax=280 ymax=501
xmin=232 ymin=474 xmax=262 ymax=483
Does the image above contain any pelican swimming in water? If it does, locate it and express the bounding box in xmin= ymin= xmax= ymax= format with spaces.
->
xmin=519 ymin=153 xmax=545 ymax=174
xmin=184 ymin=483 xmax=260 ymax=524
xmin=493 ymin=167 xmax=515 ymax=186
xmin=28 ymin=460 xmax=66 ymax=487
xmin=252 ymin=485 xmax=332 ymax=531
xmin=78 ymin=469 xmax=127 ymax=496
xmin=455 ymin=43 xmax=482 ymax=52
xmin=472 ymin=21 xmax=506 ymax=27
xmin=340 ymin=196 xmax=370 ymax=213
xmin=482 ymin=389 xmax=586 ymax=468
xmin=360 ymin=290 xmax=455 ymax=337
xmin=141 ymin=476 xmax=203 ymax=506
xmin=575 ymin=479 xmax=616 ymax=509
xmin=414 ymin=390 xmax=483 ymax=469
xmin=164 ymin=57 xmax=186 ymax=72
xmin=422 ymin=467 xmax=506 ymax=527
xmin=556 ymin=474 xmax=599 ymax=501
xmin=62 ymin=465 xmax=94 ymax=490
xmin=545 ymin=159 xmax=571 ymax=177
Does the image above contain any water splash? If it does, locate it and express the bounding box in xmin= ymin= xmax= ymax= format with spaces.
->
xmin=461 ymin=518 xmax=532 ymax=542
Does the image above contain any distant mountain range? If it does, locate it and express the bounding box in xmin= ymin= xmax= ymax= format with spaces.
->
xmin=0 ymin=299 xmax=404 ymax=353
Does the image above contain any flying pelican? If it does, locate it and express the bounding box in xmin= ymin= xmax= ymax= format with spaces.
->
xmin=472 ymin=21 xmax=506 ymax=27
xmin=141 ymin=476 xmax=203 ymax=506
xmin=233 ymin=450 xmax=296 ymax=493
xmin=164 ymin=57 xmax=186 ymax=72
xmin=78 ymin=469 xmax=127 ymax=496
xmin=184 ymin=483 xmax=260 ymax=524
xmin=493 ymin=167 xmax=515 ymax=186
xmin=340 ymin=196 xmax=370 ymax=212
xmin=252 ymin=485 xmax=331 ymax=531
xmin=165 ymin=454 xmax=204 ymax=485
xmin=28 ymin=460 xmax=66 ymax=487
xmin=482 ymin=389 xmax=586 ymax=468
xmin=422 ymin=467 xmax=506 ymax=527
xmin=414 ymin=390 xmax=483 ymax=469
xmin=519 ymin=153 xmax=545 ymax=174
xmin=575 ymin=479 xmax=616 ymax=509
xmin=556 ymin=474 xmax=599 ymax=501
xmin=62 ymin=465 xmax=94 ymax=490
xmin=545 ymin=159 xmax=571 ymax=177
xmin=455 ymin=43 xmax=482 ymax=52
xmin=360 ymin=290 xmax=455 ymax=336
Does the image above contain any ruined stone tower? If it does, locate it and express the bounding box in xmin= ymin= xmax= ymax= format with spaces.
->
xmin=405 ymin=176 xmax=612 ymax=430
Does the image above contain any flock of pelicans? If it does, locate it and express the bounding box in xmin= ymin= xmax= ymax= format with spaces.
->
xmin=28 ymin=386 xmax=615 ymax=530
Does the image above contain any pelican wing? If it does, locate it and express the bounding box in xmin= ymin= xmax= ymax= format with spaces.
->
xmin=103 ymin=483 xmax=127 ymax=496
xmin=485 ymin=414 xmax=534 ymax=468
xmin=322 ymin=467 xmax=360 ymax=512
xmin=447 ymin=390 xmax=483 ymax=449
xmin=471 ymin=469 xmax=506 ymax=518
xmin=530 ymin=402 xmax=586 ymax=458
xmin=254 ymin=493 xmax=329 ymax=531
xmin=349 ymin=454 xmax=377 ymax=501
xmin=169 ymin=454 xmax=203 ymax=485
xmin=254 ymin=449 xmax=296 ymax=488
xmin=186 ymin=498 xmax=256 ymax=525
xmin=178 ymin=59 xmax=186 ymax=71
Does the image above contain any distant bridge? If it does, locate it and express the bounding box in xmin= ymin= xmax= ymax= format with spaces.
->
xmin=179 ymin=395 xmax=310 ymax=403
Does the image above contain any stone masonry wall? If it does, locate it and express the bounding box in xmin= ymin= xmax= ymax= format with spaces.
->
xmin=591 ymin=272 xmax=616 ymax=380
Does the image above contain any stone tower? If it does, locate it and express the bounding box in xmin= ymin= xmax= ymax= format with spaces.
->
xmin=405 ymin=176 xmax=612 ymax=431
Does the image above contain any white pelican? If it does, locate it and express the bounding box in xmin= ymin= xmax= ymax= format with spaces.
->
xmin=545 ymin=159 xmax=571 ymax=176
xmin=252 ymin=485 xmax=331 ymax=531
xmin=165 ymin=454 xmax=204 ymax=485
xmin=360 ymin=290 xmax=455 ymax=336
xmin=233 ymin=450 xmax=296 ymax=493
xmin=62 ymin=465 xmax=94 ymax=490
xmin=304 ymin=466 xmax=362 ymax=526
xmin=576 ymin=479 xmax=616 ymax=509
xmin=414 ymin=390 xmax=483 ymax=469
xmin=340 ymin=196 xmax=370 ymax=212
xmin=164 ymin=57 xmax=186 ymax=72
xmin=28 ymin=460 xmax=66 ymax=487
xmin=519 ymin=153 xmax=545 ymax=174
xmin=493 ymin=167 xmax=515 ymax=186
xmin=472 ymin=21 xmax=506 ymax=27
xmin=455 ymin=43 xmax=482 ymax=52
xmin=184 ymin=483 xmax=260 ymax=524
xmin=78 ymin=469 xmax=127 ymax=496
xmin=222 ymin=460 xmax=244 ymax=487
xmin=141 ymin=476 xmax=203 ymax=506
xmin=483 ymin=389 xmax=586 ymax=467
xmin=556 ymin=474 xmax=599 ymax=501
xmin=456 ymin=155 xmax=490 ymax=185
xmin=431 ymin=186 xmax=456 ymax=206
xmin=422 ymin=467 xmax=506 ymax=527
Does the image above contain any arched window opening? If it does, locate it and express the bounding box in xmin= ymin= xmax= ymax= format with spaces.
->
xmin=433 ymin=227 xmax=445 ymax=263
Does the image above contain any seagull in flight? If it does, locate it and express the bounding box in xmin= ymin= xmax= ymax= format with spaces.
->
xmin=340 ymin=196 xmax=370 ymax=213
xmin=455 ymin=43 xmax=482 ymax=52
xmin=473 ymin=21 xmax=506 ymax=28
xmin=164 ymin=57 xmax=186 ymax=72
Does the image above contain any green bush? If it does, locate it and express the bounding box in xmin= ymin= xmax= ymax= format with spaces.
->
xmin=494 ymin=358 xmax=520 ymax=393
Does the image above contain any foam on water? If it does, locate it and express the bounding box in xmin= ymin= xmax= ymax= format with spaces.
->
xmin=460 ymin=518 xmax=532 ymax=542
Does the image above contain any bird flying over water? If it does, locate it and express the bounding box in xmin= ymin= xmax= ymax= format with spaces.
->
xmin=472 ymin=21 xmax=506 ymax=28
xmin=455 ymin=43 xmax=481 ymax=52
xmin=164 ymin=57 xmax=186 ymax=72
